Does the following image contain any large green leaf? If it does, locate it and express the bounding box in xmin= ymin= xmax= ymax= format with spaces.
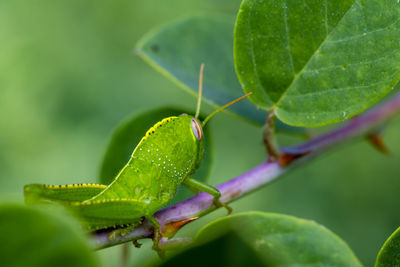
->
xmin=99 ymin=107 xmax=213 ymax=204
xmin=375 ymin=226 xmax=400 ymax=267
xmin=0 ymin=203 xmax=98 ymax=267
xmin=235 ymin=0 xmax=400 ymax=126
xmin=162 ymin=212 xmax=362 ymax=266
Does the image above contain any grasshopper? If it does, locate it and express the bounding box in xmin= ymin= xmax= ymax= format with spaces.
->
xmin=24 ymin=64 xmax=251 ymax=254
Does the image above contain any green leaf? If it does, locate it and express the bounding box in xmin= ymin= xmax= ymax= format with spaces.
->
xmin=235 ymin=0 xmax=400 ymax=126
xmin=375 ymin=226 xmax=400 ymax=267
xmin=165 ymin=212 xmax=362 ymax=266
xmin=0 ymin=203 xmax=98 ymax=267
xmin=99 ymin=107 xmax=213 ymax=204
xmin=136 ymin=15 xmax=264 ymax=125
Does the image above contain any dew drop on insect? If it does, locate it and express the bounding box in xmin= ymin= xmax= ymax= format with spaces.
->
xmin=139 ymin=148 xmax=142 ymax=151
xmin=147 ymin=150 xmax=150 ymax=152
xmin=159 ymin=158 xmax=161 ymax=161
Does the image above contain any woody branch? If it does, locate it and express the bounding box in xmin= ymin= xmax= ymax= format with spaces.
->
xmin=93 ymin=92 xmax=400 ymax=249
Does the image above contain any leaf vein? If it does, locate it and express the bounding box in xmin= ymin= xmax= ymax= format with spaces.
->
xmin=282 ymin=0 xmax=296 ymax=75
xmin=248 ymin=6 xmax=271 ymax=104
xmin=304 ymin=50 xmax=400 ymax=74
xmin=288 ymin=73 xmax=398 ymax=98
xmin=326 ymin=16 xmax=400 ymax=44
xmin=324 ymin=0 xmax=329 ymax=35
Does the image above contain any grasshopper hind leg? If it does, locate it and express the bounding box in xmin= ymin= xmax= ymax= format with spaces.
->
xmin=107 ymin=221 xmax=142 ymax=240
xmin=145 ymin=215 xmax=165 ymax=258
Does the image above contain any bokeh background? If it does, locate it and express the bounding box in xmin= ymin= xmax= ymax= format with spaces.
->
xmin=1 ymin=0 xmax=400 ymax=266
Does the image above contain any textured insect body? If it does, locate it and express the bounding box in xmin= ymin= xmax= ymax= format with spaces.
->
xmin=25 ymin=115 xmax=205 ymax=231
xmin=99 ymin=115 xmax=204 ymax=203
xmin=78 ymin=115 xmax=205 ymax=229
xmin=23 ymin=64 xmax=251 ymax=254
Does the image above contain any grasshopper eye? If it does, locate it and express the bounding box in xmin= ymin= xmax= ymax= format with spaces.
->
xmin=191 ymin=118 xmax=203 ymax=141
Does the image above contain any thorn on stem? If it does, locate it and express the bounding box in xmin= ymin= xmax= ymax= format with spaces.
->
xmin=162 ymin=217 xmax=199 ymax=238
xmin=366 ymin=133 xmax=390 ymax=155
xmin=279 ymin=151 xmax=309 ymax=166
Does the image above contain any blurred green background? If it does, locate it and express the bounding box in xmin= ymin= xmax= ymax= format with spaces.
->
xmin=1 ymin=0 xmax=400 ymax=266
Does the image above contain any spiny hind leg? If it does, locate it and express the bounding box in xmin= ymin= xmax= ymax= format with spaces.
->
xmin=145 ymin=215 xmax=165 ymax=258
xmin=108 ymin=221 xmax=142 ymax=240
xmin=183 ymin=177 xmax=232 ymax=214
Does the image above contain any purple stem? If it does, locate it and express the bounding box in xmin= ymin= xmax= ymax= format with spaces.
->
xmin=93 ymin=92 xmax=400 ymax=249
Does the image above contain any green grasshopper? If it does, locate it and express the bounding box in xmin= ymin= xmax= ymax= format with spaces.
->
xmin=24 ymin=64 xmax=251 ymax=254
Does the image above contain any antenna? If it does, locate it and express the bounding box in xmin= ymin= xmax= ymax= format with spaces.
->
xmin=195 ymin=63 xmax=204 ymax=119
xmin=202 ymin=92 xmax=253 ymax=127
